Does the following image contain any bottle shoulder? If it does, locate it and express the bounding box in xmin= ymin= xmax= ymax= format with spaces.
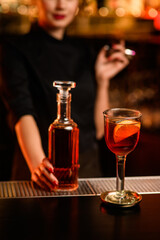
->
xmin=49 ymin=119 xmax=78 ymax=130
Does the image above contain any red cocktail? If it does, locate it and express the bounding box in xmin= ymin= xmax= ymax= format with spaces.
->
xmin=101 ymin=108 xmax=142 ymax=207
xmin=105 ymin=119 xmax=140 ymax=156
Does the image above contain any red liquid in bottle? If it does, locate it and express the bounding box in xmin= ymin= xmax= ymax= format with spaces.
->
xmin=49 ymin=124 xmax=79 ymax=191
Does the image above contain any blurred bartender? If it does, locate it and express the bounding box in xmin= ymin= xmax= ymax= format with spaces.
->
xmin=0 ymin=0 xmax=129 ymax=190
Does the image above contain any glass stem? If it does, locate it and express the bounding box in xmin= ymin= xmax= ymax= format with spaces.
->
xmin=116 ymin=155 xmax=126 ymax=196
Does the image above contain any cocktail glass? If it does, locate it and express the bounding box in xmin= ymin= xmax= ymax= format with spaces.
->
xmin=101 ymin=108 xmax=142 ymax=207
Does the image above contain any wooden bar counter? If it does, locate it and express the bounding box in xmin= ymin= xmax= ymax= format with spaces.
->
xmin=0 ymin=177 xmax=159 ymax=240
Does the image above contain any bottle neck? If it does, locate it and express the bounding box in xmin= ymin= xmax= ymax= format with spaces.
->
xmin=57 ymin=93 xmax=71 ymax=122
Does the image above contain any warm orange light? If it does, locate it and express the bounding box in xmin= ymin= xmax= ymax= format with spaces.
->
xmin=131 ymin=9 xmax=142 ymax=18
xmin=1 ymin=3 xmax=10 ymax=13
xmin=115 ymin=8 xmax=126 ymax=17
xmin=148 ymin=8 xmax=158 ymax=18
xmin=17 ymin=5 xmax=28 ymax=15
xmin=154 ymin=12 xmax=160 ymax=30
xmin=99 ymin=7 xmax=109 ymax=17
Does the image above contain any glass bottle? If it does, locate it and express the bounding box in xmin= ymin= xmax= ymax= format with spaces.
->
xmin=48 ymin=81 xmax=79 ymax=191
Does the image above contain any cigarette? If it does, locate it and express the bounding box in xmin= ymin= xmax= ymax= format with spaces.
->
xmin=125 ymin=48 xmax=136 ymax=57
xmin=104 ymin=45 xmax=136 ymax=58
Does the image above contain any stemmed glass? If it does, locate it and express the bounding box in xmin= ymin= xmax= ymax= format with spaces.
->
xmin=101 ymin=108 xmax=142 ymax=207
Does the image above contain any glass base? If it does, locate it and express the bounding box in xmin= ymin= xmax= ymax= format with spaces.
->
xmin=100 ymin=190 xmax=142 ymax=207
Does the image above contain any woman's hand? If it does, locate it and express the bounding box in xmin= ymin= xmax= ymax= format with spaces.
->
xmin=94 ymin=40 xmax=129 ymax=140
xmin=95 ymin=40 xmax=129 ymax=88
xmin=31 ymin=158 xmax=59 ymax=191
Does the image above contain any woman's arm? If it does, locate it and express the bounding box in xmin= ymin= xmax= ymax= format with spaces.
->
xmin=94 ymin=81 xmax=110 ymax=140
xmin=94 ymin=41 xmax=129 ymax=139
xmin=15 ymin=115 xmax=58 ymax=190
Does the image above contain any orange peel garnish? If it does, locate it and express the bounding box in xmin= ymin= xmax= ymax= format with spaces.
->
xmin=114 ymin=120 xmax=140 ymax=143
